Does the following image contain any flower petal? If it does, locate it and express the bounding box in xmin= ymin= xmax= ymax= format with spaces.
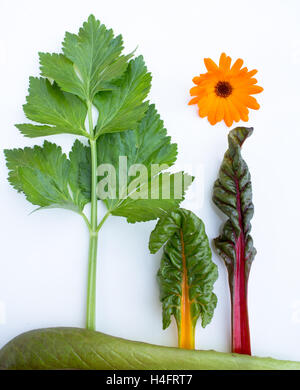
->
xmin=198 ymin=94 xmax=214 ymax=117
xmin=204 ymin=58 xmax=219 ymax=72
xmin=245 ymin=85 xmax=264 ymax=94
xmin=216 ymin=99 xmax=225 ymax=122
xmin=207 ymin=97 xmax=219 ymax=125
xmin=228 ymin=99 xmax=240 ymax=122
xmin=236 ymin=94 xmax=260 ymax=110
xmin=219 ymin=52 xmax=227 ymax=69
xmin=188 ymin=96 xmax=200 ymax=105
xmin=231 ymin=58 xmax=244 ymax=73
xmin=223 ymin=102 xmax=233 ymax=127
xmin=192 ymin=76 xmax=201 ymax=85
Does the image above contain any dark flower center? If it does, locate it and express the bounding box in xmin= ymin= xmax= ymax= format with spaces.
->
xmin=215 ymin=81 xmax=233 ymax=98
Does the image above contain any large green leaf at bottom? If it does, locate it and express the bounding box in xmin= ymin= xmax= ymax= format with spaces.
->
xmin=149 ymin=208 xmax=218 ymax=330
xmin=1 ymin=328 xmax=299 ymax=370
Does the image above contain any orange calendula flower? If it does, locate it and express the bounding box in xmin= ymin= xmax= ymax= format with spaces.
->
xmin=188 ymin=53 xmax=263 ymax=127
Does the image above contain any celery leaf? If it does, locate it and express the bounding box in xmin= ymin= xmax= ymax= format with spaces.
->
xmin=16 ymin=78 xmax=88 ymax=138
xmin=94 ymin=56 xmax=151 ymax=136
xmin=4 ymin=141 xmax=89 ymax=212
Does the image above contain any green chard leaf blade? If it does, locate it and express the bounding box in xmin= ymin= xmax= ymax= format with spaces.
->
xmin=149 ymin=209 xmax=218 ymax=349
xmin=213 ymin=127 xmax=256 ymax=276
xmin=94 ymin=56 xmax=151 ymax=137
xmin=212 ymin=126 xmax=256 ymax=355
xmin=4 ymin=141 xmax=90 ymax=213
xmin=15 ymin=77 xmax=88 ymax=138
xmin=94 ymin=105 xmax=193 ymax=223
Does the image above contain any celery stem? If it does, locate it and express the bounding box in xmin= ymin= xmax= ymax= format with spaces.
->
xmin=86 ymin=101 xmax=99 ymax=330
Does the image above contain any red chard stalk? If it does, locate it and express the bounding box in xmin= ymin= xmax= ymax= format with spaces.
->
xmin=213 ymin=127 xmax=256 ymax=355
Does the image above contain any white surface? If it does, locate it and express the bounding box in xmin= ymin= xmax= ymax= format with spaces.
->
xmin=1 ymin=0 xmax=300 ymax=362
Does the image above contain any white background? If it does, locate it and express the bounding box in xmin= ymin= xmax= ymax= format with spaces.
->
xmin=1 ymin=0 xmax=300 ymax=362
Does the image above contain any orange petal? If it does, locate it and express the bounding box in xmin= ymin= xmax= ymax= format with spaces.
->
xmin=237 ymin=94 xmax=260 ymax=110
xmin=188 ymin=96 xmax=200 ymax=105
xmin=228 ymin=99 xmax=240 ymax=122
xmin=240 ymin=112 xmax=249 ymax=122
xmin=207 ymin=97 xmax=218 ymax=125
xmin=231 ymin=58 xmax=243 ymax=73
xmin=219 ymin=52 xmax=227 ymax=69
xmin=234 ymin=77 xmax=258 ymax=86
xmin=219 ymin=53 xmax=232 ymax=73
xmin=192 ymin=76 xmax=201 ymax=85
xmin=204 ymin=58 xmax=219 ymax=72
xmin=247 ymin=69 xmax=258 ymax=77
xmin=198 ymin=94 xmax=214 ymax=118
xmin=246 ymin=96 xmax=260 ymax=109
xmin=216 ymin=99 xmax=225 ymax=122
xmin=245 ymin=85 xmax=264 ymax=94
xmin=230 ymin=94 xmax=249 ymax=116
xmin=223 ymin=102 xmax=233 ymax=127
xmin=224 ymin=55 xmax=232 ymax=72
xmin=239 ymin=67 xmax=248 ymax=74
xmin=190 ymin=86 xmax=203 ymax=96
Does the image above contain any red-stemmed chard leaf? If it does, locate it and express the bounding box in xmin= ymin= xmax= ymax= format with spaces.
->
xmin=213 ymin=127 xmax=256 ymax=355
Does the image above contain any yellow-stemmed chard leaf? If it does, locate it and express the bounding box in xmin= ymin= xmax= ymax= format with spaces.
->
xmin=149 ymin=209 xmax=218 ymax=349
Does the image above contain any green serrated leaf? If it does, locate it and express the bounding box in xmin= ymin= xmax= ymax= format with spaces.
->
xmin=4 ymin=141 xmax=88 ymax=212
xmin=94 ymin=56 xmax=151 ymax=137
xmin=149 ymin=209 xmax=218 ymax=348
xmin=62 ymin=14 xmax=131 ymax=100
xmin=15 ymin=77 xmax=88 ymax=138
xmin=69 ymin=140 xmax=91 ymax=210
xmin=112 ymin=172 xmax=193 ymax=223
xmin=39 ymin=53 xmax=86 ymax=101
xmin=39 ymin=15 xmax=131 ymax=102
xmin=94 ymin=105 xmax=192 ymax=223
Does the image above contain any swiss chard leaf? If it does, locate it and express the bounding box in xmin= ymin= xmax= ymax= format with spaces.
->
xmin=4 ymin=141 xmax=89 ymax=212
xmin=149 ymin=208 xmax=218 ymax=349
xmin=94 ymin=56 xmax=151 ymax=137
xmin=213 ymin=126 xmax=256 ymax=355
xmin=15 ymin=77 xmax=88 ymax=138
